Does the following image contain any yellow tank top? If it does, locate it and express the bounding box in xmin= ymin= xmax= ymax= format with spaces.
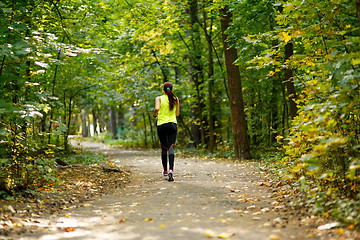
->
xmin=157 ymin=95 xmax=177 ymax=126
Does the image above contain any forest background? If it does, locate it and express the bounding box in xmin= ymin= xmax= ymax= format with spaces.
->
xmin=0 ymin=0 xmax=359 ymax=227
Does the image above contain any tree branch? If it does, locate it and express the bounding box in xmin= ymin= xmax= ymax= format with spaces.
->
xmin=195 ymin=16 xmax=229 ymax=100
xmin=49 ymin=0 xmax=72 ymax=42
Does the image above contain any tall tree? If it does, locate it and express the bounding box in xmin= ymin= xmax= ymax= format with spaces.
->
xmin=284 ymin=42 xmax=298 ymax=118
xmin=187 ymin=0 xmax=206 ymax=147
xmin=202 ymin=0 xmax=217 ymax=152
xmin=109 ymin=105 xmax=118 ymax=139
xmin=220 ymin=6 xmax=251 ymax=159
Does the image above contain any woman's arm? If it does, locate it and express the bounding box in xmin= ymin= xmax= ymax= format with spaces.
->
xmin=153 ymin=96 xmax=161 ymax=118
xmin=176 ymin=98 xmax=180 ymax=116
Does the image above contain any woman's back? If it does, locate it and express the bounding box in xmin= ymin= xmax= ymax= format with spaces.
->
xmin=157 ymin=95 xmax=177 ymax=126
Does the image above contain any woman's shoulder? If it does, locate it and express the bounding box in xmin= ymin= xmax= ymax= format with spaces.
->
xmin=156 ymin=95 xmax=165 ymax=102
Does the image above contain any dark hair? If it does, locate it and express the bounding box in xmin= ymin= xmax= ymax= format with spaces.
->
xmin=163 ymin=82 xmax=177 ymax=111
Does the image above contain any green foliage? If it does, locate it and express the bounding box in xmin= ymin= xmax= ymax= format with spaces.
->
xmin=249 ymin=0 xmax=360 ymax=225
xmin=59 ymin=150 xmax=107 ymax=166
xmin=0 ymin=154 xmax=58 ymax=199
xmin=0 ymin=0 xmax=122 ymax=196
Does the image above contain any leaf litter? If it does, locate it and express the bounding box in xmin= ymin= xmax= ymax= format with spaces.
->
xmin=0 ymin=163 xmax=130 ymax=237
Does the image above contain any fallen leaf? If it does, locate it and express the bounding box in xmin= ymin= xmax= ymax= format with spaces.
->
xmin=217 ymin=233 xmax=235 ymax=239
xmin=263 ymin=222 xmax=272 ymax=227
xmin=65 ymin=227 xmax=75 ymax=232
xmin=13 ymin=222 xmax=23 ymax=227
xmin=144 ymin=218 xmax=153 ymax=222
xmin=337 ymin=228 xmax=344 ymax=234
xmin=119 ymin=219 xmax=126 ymax=223
xmin=230 ymin=189 xmax=241 ymax=193
xmin=261 ymin=208 xmax=270 ymax=213
xmin=218 ymin=218 xmax=233 ymax=223
xmin=273 ymin=217 xmax=282 ymax=224
xmin=160 ymin=224 xmax=165 ymax=228
xmin=204 ymin=230 xmax=216 ymax=238
xmin=268 ymin=235 xmax=280 ymax=240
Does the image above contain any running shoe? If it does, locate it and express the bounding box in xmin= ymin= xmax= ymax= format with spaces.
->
xmin=168 ymin=170 xmax=174 ymax=182
xmin=163 ymin=171 xmax=168 ymax=178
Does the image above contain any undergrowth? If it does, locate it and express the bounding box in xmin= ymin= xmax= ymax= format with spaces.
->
xmin=261 ymin=151 xmax=360 ymax=228
xmin=0 ymin=144 xmax=108 ymax=200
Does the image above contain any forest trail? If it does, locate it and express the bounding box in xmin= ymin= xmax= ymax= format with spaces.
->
xmin=17 ymin=141 xmax=339 ymax=240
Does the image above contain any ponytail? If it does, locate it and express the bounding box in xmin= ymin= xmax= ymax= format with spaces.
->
xmin=163 ymin=82 xmax=177 ymax=111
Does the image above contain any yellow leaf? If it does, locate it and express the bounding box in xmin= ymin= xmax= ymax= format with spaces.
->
xmin=293 ymin=30 xmax=302 ymax=37
xmin=268 ymin=71 xmax=275 ymax=77
xmin=204 ymin=230 xmax=216 ymax=238
xmin=337 ymin=228 xmax=344 ymax=234
xmin=352 ymin=58 xmax=360 ymax=66
xmin=275 ymin=135 xmax=284 ymax=142
xmin=217 ymin=233 xmax=234 ymax=239
xmin=13 ymin=222 xmax=23 ymax=227
xmin=280 ymin=32 xmax=291 ymax=43
xmin=269 ymin=235 xmax=280 ymax=240
xmin=160 ymin=224 xmax=165 ymax=229
xmin=347 ymin=224 xmax=355 ymax=230
xmin=144 ymin=218 xmax=153 ymax=222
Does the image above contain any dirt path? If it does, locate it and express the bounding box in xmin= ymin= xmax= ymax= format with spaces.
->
xmin=15 ymin=141 xmax=353 ymax=240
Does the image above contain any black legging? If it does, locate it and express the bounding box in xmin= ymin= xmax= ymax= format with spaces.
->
xmin=157 ymin=122 xmax=177 ymax=171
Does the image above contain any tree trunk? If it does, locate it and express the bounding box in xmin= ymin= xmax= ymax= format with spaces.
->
xmin=81 ymin=108 xmax=89 ymax=137
xmin=142 ymin=113 xmax=147 ymax=146
xmin=284 ymin=42 xmax=298 ymax=118
xmin=92 ymin=109 xmax=98 ymax=136
xmin=48 ymin=41 xmax=63 ymax=144
xmin=147 ymin=111 xmax=156 ymax=147
xmin=220 ymin=6 xmax=251 ymax=159
xmin=86 ymin=110 xmax=91 ymax=136
xmin=117 ymin=107 xmax=125 ymax=139
xmin=203 ymin=5 xmax=216 ymax=152
xmin=109 ymin=106 xmax=118 ymax=139
xmin=175 ymin=66 xmax=181 ymax=84
xmin=280 ymin=73 xmax=289 ymax=131
xmin=270 ymin=75 xmax=279 ymax=144
xmin=64 ymin=94 xmax=73 ymax=152
xmin=98 ymin=107 xmax=107 ymax=133
xmin=187 ymin=0 xmax=205 ymax=148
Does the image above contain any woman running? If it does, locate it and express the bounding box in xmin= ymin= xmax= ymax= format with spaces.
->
xmin=153 ymin=82 xmax=180 ymax=182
